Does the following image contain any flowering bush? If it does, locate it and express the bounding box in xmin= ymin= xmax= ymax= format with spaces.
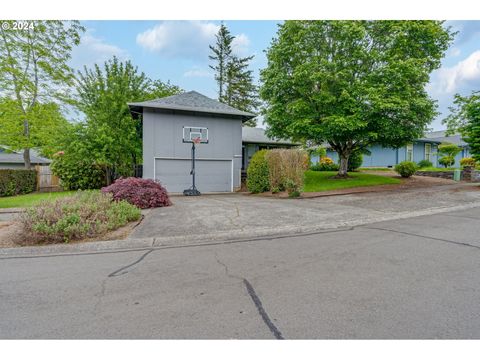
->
xmin=320 ymin=157 xmax=334 ymax=165
xmin=460 ymin=157 xmax=477 ymax=167
xmin=20 ymin=191 xmax=141 ymax=244
xmin=101 ymin=177 xmax=172 ymax=209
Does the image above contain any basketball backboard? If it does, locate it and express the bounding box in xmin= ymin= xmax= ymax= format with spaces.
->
xmin=183 ymin=126 xmax=209 ymax=144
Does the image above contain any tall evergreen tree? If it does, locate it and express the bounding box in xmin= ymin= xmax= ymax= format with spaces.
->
xmin=209 ymin=23 xmax=259 ymax=127
xmin=209 ymin=23 xmax=233 ymax=101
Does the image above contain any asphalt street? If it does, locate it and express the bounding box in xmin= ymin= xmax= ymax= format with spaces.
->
xmin=1 ymin=206 xmax=480 ymax=339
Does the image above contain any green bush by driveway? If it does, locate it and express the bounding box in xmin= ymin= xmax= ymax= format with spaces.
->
xmin=303 ymin=171 xmax=400 ymax=192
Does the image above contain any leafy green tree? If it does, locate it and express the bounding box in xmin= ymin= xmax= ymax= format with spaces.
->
xmin=73 ymin=56 xmax=182 ymax=184
xmin=443 ymin=91 xmax=480 ymax=163
xmin=0 ymin=99 xmax=73 ymax=159
xmin=209 ymin=23 xmax=259 ymax=126
xmin=0 ymin=20 xmax=84 ymax=168
xmin=437 ymin=142 xmax=461 ymax=167
xmin=260 ymin=20 xmax=454 ymax=177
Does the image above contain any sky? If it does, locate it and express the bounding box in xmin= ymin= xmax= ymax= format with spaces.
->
xmin=71 ymin=20 xmax=480 ymax=131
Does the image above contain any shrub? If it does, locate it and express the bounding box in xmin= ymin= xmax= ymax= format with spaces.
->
xmin=310 ymin=163 xmax=340 ymax=171
xmin=310 ymin=159 xmax=340 ymax=172
xmin=101 ymin=177 xmax=171 ymax=209
xmin=20 ymin=191 xmax=141 ymax=243
xmin=460 ymin=157 xmax=477 ymax=167
xmin=265 ymin=149 xmax=285 ymax=193
xmin=394 ymin=161 xmax=417 ymax=178
xmin=438 ymin=143 xmax=462 ymax=158
xmin=279 ymin=149 xmax=309 ymax=196
xmin=51 ymin=152 xmax=106 ymax=190
xmin=320 ymin=156 xmax=334 ymax=165
xmin=417 ymin=159 xmax=433 ymax=169
xmin=0 ymin=169 xmax=37 ymax=197
xmin=347 ymin=152 xmax=363 ymax=172
xmin=439 ymin=155 xmax=455 ymax=168
xmin=285 ymin=178 xmax=301 ymax=198
xmin=265 ymin=149 xmax=309 ymax=196
xmin=247 ymin=150 xmax=270 ymax=193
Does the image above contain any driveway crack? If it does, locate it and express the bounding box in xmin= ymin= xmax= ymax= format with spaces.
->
xmin=214 ymin=251 xmax=284 ymax=339
xmin=363 ymin=226 xmax=480 ymax=250
xmin=108 ymin=249 xmax=154 ymax=277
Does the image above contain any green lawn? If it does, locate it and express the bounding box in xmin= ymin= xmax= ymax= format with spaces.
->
xmin=418 ymin=167 xmax=459 ymax=172
xmin=0 ymin=191 xmax=77 ymax=208
xmin=303 ymin=170 xmax=401 ymax=193
xmin=359 ymin=167 xmax=394 ymax=172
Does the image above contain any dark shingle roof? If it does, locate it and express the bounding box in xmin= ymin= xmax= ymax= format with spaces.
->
xmin=242 ymin=127 xmax=299 ymax=145
xmin=129 ymin=91 xmax=255 ymax=119
xmin=424 ymin=130 xmax=468 ymax=147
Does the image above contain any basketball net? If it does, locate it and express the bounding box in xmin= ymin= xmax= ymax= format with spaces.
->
xmin=192 ymin=137 xmax=201 ymax=145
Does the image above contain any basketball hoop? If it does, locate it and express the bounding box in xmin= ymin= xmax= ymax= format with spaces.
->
xmin=182 ymin=126 xmax=208 ymax=196
xmin=192 ymin=137 xmax=201 ymax=145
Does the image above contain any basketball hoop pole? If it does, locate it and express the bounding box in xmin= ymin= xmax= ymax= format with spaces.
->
xmin=183 ymin=140 xmax=201 ymax=196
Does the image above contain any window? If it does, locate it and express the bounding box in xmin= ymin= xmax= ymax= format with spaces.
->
xmin=406 ymin=143 xmax=414 ymax=162
xmin=425 ymin=143 xmax=432 ymax=162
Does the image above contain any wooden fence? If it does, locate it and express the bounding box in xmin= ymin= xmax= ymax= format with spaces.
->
xmin=35 ymin=165 xmax=61 ymax=192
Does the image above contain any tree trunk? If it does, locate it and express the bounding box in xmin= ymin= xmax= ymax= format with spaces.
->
xmin=336 ymin=152 xmax=350 ymax=178
xmin=23 ymin=119 xmax=31 ymax=169
xmin=23 ymin=148 xmax=31 ymax=169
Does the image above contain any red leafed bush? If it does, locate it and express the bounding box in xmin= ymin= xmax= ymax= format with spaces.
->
xmin=101 ymin=177 xmax=172 ymax=209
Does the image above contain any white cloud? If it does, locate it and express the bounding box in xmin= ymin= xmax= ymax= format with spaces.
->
xmin=431 ymin=50 xmax=480 ymax=94
xmin=231 ymin=33 xmax=251 ymax=56
xmin=70 ymin=29 xmax=129 ymax=70
xmin=136 ymin=21 xmax=219 ymax=58
xmin=183 ymin=66 xmax=213 ymax=78
xmin=136 ymin=21 xmax=251 ymax=60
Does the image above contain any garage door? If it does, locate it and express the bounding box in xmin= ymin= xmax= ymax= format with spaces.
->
xmin=154 ymin=158 xmax=232 ymax=193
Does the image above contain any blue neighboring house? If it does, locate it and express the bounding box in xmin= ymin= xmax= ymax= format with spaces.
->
xmin=311 ymin=130 xmax=470 ymax=168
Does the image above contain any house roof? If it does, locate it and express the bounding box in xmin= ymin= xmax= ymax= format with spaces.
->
xmin=0 ymin=146 xmax=51 ymax=164
xmin=242 ymin=127 xmax=299 ymax=145
xmin=423 ymin=130 xmax=468 ymax=147
xmin=128 ymin=91 xmax=256 ymax=120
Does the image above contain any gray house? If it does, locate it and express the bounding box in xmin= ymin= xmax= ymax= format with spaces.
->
xmin=0 ymin=146 xmax=50 ymax=169
xmin=129 ymin=91 xmax=255 ymax=193
xmin=241 ymin=127 xmax=299 ymax=170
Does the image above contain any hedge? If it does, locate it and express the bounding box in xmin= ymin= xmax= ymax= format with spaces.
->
xmin=0 ymin=169 xmax=37 ymax=197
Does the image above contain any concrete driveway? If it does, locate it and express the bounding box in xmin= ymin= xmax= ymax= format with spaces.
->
xmin=130 ymin=183 xmax=480 ymax=246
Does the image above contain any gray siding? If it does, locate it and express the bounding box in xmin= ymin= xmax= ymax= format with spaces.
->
xmin=143 ymin=109 xmax=242 ymax=192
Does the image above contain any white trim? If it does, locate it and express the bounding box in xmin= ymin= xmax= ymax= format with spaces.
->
xmin=425 ymin=143 xmax=432 ymax=162
xmin=406 ymin=143 xmax=414 ymax=162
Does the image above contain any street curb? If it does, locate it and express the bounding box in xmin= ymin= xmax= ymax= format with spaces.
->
xmin=2 ymin=200 xmax=480 ymax=259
